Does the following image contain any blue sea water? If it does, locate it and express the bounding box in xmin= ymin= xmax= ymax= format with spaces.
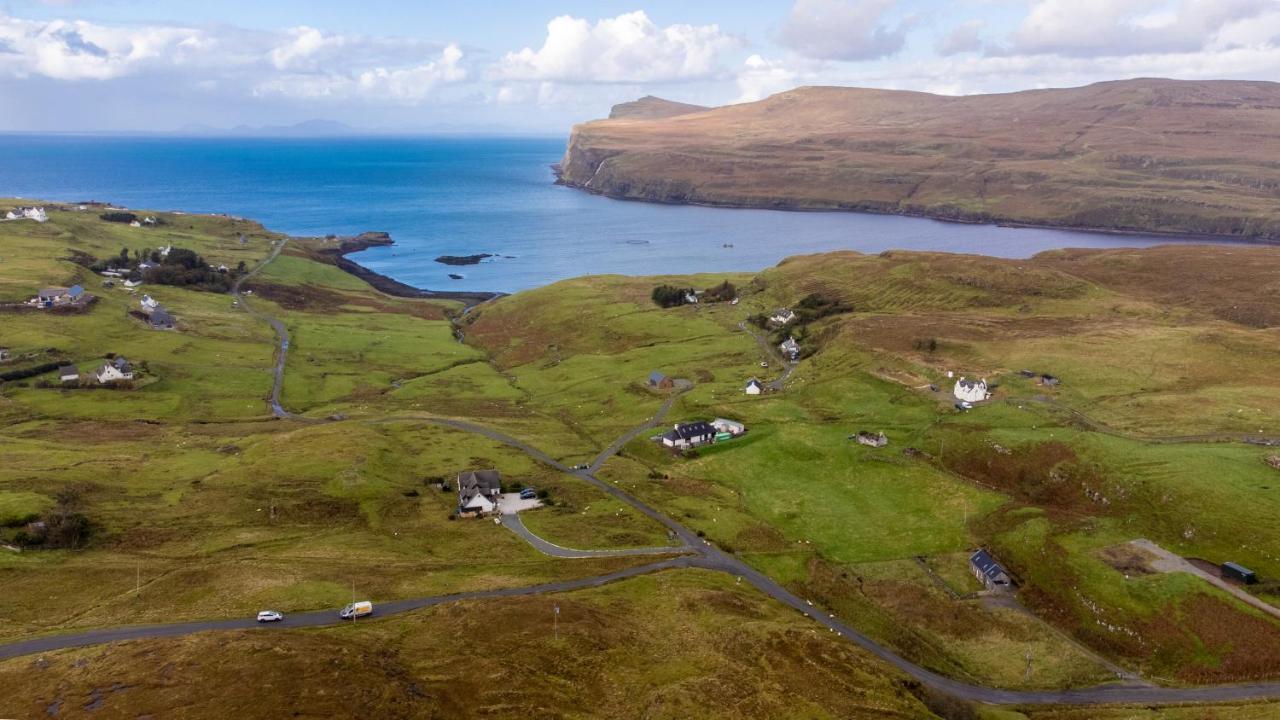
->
xmin=0 ymin=135 xmax=1219 ymax=292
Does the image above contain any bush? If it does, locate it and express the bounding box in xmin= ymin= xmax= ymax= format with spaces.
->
xmin=652 ymin=285 xmax=694 ymax=308
xmin=100 ymin=211 xmax=138 ymax=224
xmin=0 ymin=361 xmax=63 ymax=383
xmin=702 ymin=280 xmax=737 ymax=303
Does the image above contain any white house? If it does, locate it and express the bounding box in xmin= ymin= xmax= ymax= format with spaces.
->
xmin=140 ymin=295 xmax=159 ymax=313
xmin=660 ymin=421 xmax=717 ymax=449
xmin=769 ymin=308 xmax=796 ymax=326
xmin=683 ymin=292 xmax=699 ymax=305
xmin=94 ymin=357 xmax=134 ymax=384
xmin=953 ymin=377 xmax=990 ymax=403
xmin=745 ymin=378 xmax=763 ymax=395
xmin=779 ymin=337 xmax=800 ymax=360
xmin=457 ymin=469 xmax=501 ymax=516
xmin=5 ymin=207 xmax=47 ymax=222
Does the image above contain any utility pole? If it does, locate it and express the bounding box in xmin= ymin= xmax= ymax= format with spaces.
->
xmin=135 ymin=562 xmax=140 ymax=595
xmin=554 ymin=603 xmax=559 ymax=642
xmin=1025 ymin=648 xmax=1033 ymax=681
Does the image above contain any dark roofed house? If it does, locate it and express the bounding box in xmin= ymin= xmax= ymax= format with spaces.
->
xmin=660 ymin=421 xmax=716 ymax=449
xmin=149 ymin=307 xmax=176 ymax=330
xmin=969 ymin=549 xmax=1011 ymax=590
xmin=648 ymin=370 xmax=674 ymax=390
xmin=457 ymin=469 xmax=502 ymax=515
xmin=1221 ymin=561 xmax=1258 ymax=585
xmin=36 ymin=287 xmax=68 ymax=308
xmin=58 ymin=365 xmax=79 ymax=384
xmin=1039 ymin=374 xmax=1060 ymax=387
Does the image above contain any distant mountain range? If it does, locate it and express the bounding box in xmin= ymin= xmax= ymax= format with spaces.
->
xmin=559 ymin=78 xmax=1280 ymax=240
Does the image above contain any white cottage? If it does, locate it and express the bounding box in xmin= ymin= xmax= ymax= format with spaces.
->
xmin=769 ymin=308 xmax=796 ymax=326
xmin=953 ymin=377 xmax=990 ymax=403
xmin=745 ymin=378 xmax=763 ymax=395
xmin=140 ymin=295 xmax=160 ymax=313
xmin=779 ymin=337 xmax=800 ymax=361
xmin=94 ymin=357 xmax=134 ymax=384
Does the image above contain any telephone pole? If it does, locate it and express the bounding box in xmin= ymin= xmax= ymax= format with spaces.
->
xmin=553 ymin=603 xmax=559 ymax=641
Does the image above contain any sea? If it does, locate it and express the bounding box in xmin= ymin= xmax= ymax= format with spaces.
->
xmin=0 ymin=135 xmax=1221 ymax=293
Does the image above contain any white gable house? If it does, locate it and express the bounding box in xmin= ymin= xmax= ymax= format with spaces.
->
xmin=745 ymin=378 xmax=763 ymax=395
xmin=953 ymin=377 xmax=990 ymax=403
xmin=94 ymin=357 xmax=134 ymax=385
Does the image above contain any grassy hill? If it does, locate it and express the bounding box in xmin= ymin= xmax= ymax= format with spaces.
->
xmin=559 ymin=78 xmax=1280 ymax=240
xmin=4 ymin=205 xmax=1280 ymax=716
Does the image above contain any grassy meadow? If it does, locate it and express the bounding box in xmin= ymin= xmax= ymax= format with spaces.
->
xmin=4 ymin=203 xmax=1280 ymax=716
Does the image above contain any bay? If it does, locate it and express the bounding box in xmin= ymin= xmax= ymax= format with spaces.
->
xmin=0 ymin=134 xmax=1217 ymax=293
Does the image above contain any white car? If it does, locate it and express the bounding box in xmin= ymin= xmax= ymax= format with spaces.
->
xmin=256 ymin=610 xmax=284 ymax=623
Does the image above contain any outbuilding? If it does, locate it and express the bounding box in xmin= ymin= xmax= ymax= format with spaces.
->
xmin=969 ymin=549 xmax=1011 ymax=590
xmin=745 ymin=378 xmax=763 ymax=395
xmin=648 ymin=370 xmax=674 ymax=390
xmin=0 ymin=348 xmax=10 ymax=363
xmin=1221 ymin=561 xmax=1258 ymax=585
xmin=149 ymin=308 xmax=176 ymax=330
xmin=58 ymin=365 xmax=79 ymax=384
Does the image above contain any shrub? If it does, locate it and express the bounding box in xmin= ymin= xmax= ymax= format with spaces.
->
xmin=702 ymin=280 xmax=737 ymax=303
xmin=100 ymin=211 xmax=138 ymax=224
xmin=652 ymin=285 xmax=694 ymax=308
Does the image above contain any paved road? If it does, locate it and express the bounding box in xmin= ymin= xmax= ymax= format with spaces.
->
xmin=230 ymin=239 xmax=295 ymax=420
xmin=9 ymin=316 xmax=1280 ymax=705
xmin=588 ymin=378 xmax=689 ymax=473
xmin=410 ymin=412 xmax=1280 ymax=706
xmin=0 ymin=558 xmax=695 ymax=662
xmin=500 ymin=513 xmax=690 ymax=559
xmin=739 ymin=321 xmax=797 ymax=391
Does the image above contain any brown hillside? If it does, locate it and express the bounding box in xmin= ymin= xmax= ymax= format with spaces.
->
xmin=560 ymin=79 xmax=1280 ymax=240
xmin=608 ymin=95 xmax=710 ymax=120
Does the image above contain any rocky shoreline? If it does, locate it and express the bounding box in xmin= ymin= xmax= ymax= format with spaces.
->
xmin=552 ymin=168 xmax=1276 ymax=247
xmin=310 ymin=231 xmax=503 ymax=308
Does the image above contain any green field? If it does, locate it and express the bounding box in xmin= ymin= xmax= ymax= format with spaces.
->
xmin=4 ymin=205 xmax=1280 ymax=716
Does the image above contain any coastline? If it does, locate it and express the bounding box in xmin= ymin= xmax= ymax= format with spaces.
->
xmin=552 ymin=172 xmax=1280 ymax=247
xmin=304 ymin=231 xmax=504 ymax=308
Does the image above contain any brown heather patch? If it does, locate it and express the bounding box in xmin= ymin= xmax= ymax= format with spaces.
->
xmin=244 ymin=282 xmax=447 ymax=320
xmin=943 ymin=440 xmax=1106 ymax=516
xmin=1169 ymin=595 xmax=1280 ymax=683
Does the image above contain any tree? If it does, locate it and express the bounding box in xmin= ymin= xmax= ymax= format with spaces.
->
xmin=651 ymin=285 xmax=694 ymax=308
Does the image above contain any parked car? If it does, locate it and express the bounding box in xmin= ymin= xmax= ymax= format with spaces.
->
xmin=340 ymin=601 xmax=373 ymax=620
xmin=954 ymin=401 xmax=973 ymax=411
xmin=519 ymin=488 xmax=537 ymax=500
xmin=256 ymin=610 xmax=284 ymax=623
xmin=760 ymin=361 xmax=769 ymax=368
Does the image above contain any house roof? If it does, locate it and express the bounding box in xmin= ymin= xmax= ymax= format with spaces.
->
xmin=957 ymin=378 xmax=986 ymax=389
xmin=38 ymin=287 xmax=68 ymax=297
xmin=458 ymin=469 xmax=501 ymax=505
xmin=150 ymin=308 xmax=175 ymax=327
xmin=111 ymin=357 xmax=133 ymax=373
xmin=746 ymin=378 xmax=762 ymax=388
xmin=667 ymin=421 xmax=716 ymax=441
xmin=68 ymin=285 xmax=84 ymax=298
xmin=969 ymin=549 xmax=1007 ymax=581
xmin=649 ymin=370 xmax=667 ymax=383
xmin=58 ymin=365 xmax=77 ymax=376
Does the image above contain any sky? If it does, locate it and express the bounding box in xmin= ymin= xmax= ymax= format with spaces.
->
xmin=0 ymin=0 xmax=1277 ymax=133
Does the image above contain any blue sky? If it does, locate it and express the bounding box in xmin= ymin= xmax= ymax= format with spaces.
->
xmin=0 ymin=1 xmax=1276 ymax=132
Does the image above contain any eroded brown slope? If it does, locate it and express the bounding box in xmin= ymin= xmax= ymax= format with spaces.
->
xmin=560 ymin=79 xmax=1280 ymax=239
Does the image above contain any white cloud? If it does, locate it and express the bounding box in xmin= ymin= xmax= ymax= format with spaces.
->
xmin=0 ymin=16 xmax=206 ymax=80
xmin=1007 ymin=0 xmax=1272 ymax=57
xmin=778 ymin=0 xmax=909 ymax=61
xmin=255 ymin=43 xmax=466 ymax=102
xmin=735 ymin=55 xmax=798 ymax=103
xmin=937 ymin=20 xmax=985 ymax=56
xmin=495 ymin=11 xmax=737 ymax=83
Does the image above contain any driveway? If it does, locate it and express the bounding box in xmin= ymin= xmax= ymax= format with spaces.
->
xmin=499 ymin=493 xmax=542 ymax=515
xmin=1129 ymin=539 xmax=1280 ymax=620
